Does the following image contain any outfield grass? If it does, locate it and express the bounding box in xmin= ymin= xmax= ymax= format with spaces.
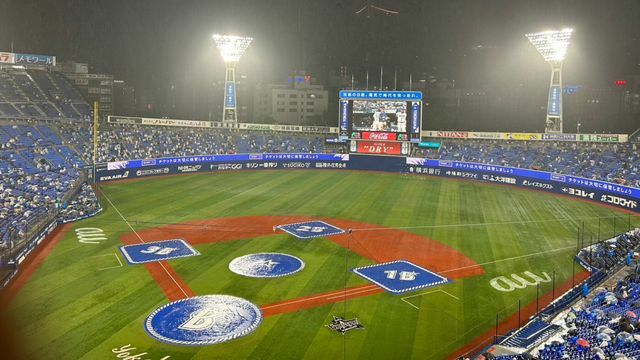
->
xmin=6 ymin=170 xmax=639 ymax=359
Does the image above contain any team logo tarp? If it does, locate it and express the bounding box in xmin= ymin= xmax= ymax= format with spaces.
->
xmin=352 ymin=260 xmax=449 ymax=294
xmin=326 ymin=316 xmax=365 ymax=335
xmin=276 ymin=220 xmax=345 ymax=239
xmin=120 ymin=239 xmax=199 ymax=265
xmin=145 ymin=295 xmax=262 ymax=346
xmin=229 ymin=253 xmax=305 ymax=278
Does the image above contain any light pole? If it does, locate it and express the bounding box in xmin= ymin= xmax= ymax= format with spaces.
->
xmin=526 ymin=29 xmax=573 ymax=134
xmin=212 ymin=34 xmax=253 ymax=123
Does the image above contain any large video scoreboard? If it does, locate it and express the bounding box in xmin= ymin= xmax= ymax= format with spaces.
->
xmin=339 ymin=90 xmax=422 ymax=156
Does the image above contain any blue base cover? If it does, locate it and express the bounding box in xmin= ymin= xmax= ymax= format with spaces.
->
xmin=276 ymin=220 xmax=345 ymax=239
xmin=352 ymin=260 xmax=449 ymax=294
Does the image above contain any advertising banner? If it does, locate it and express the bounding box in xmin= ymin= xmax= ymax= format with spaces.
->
xmin=106 ymin=153 xmax=349 ymax=171
xmin=339 ymin=90 xmax=422 ymax=101
xmin=502 ymin=133 xmax=542 ymax=141
xmin=437 ymin=131 xmax=468 ymax=138
xmin=340 ymin=100 xmax=349 ymax=131
xmin=468 ymin=132 xmax=502 ymax=139
xmin=424 ymin=130 xmax=627 ymax=143
xmin=0 ymin=52 xmax=15 ymax=64
xmin=361 ymin=132 xmax=397 ymax=141
xmin=141 ymin=118 xmax=211 ymax=128
xmin=547 ymin=85 xmax=562 ymax=116
xmin=107 ymin=116 xmax=338 ymax=134
xmin=411 ymin=102 xmax=421 ymax=134
xmin=107 ymin=116 xmax=143 ymax=125
xmin=578 ymin=134 xmax=628 ymax=143
xmin=542 ymin=133 xmax=577 ymax=141
xmin=14 ymin=53 xmax=56 ymax=66
xmin=406 ymin=158 xmax=639 ymax=212
xmin=97 ymin=154 xmax=351 ymax=182
xmin=225 ymin=82 xmax=236 ymax=108
xmin=356 ymin=141 xmax=402 ymax=155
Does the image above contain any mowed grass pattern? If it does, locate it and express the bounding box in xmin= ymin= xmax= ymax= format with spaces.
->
xmin=6 ymin=170 xmax=639 ymax=359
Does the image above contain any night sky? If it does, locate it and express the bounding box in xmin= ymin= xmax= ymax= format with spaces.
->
xmin=1 ymin=0 xmax=639 ymax=130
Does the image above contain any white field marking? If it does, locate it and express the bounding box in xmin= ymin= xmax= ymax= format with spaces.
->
xmin=260 ymin=285 xmax=379 ymax=309
xmin=438 ymin=244 xmax=577 ymax=275
xmin=114 ymin=251 xmax=123 ymax=267
xmin=97 ymin=252 xmax=124 ymax=271
xmin=76 ymin=227 xmax=108 ymax=244
xmin=101 ymin=190 xmax=190 ymax=298
xmin=401 ymin=289 xmax=459 ymax=310
xmin=348 ymin=214 xmax=623 ymax=232
xmin=325 ymin=286 xmax=382 ymax=300
xmin=402 ymin=299 xmax=420 ymax=309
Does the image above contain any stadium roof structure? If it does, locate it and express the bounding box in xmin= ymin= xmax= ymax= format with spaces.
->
xmin=212 ymin=34 xmax=253 ymax=63
xmin=525 ymin=29 xmax=573 ymax=62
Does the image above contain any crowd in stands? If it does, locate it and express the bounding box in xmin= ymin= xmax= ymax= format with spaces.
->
xmin=59 ymin=183 xmax=101 ymax=223
xmin=56 ymin=123 xmax=334 ymax=163
xmin=481 ymin=229 xmax=640 ymax=360
xmin=499 ymin=272 xmax=640 ymax=360
xmin=0 ymin=122 xmax=92 ymax=250
xmin=414 ymin=139 xmax=640 ymax=188
xmin=577 ymin=231 xmax=640 ymax=272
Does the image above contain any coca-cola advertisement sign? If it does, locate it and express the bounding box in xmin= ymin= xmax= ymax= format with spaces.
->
xmin=362 ymin=132 xmax=397 ymax=141
xmin=357 ymin=141 xmax=402 ymax=155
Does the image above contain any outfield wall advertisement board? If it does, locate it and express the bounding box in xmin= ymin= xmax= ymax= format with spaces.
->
xmin=107 ymin=116 xmax=339 ymax=134
xmin=406 ymin=158 xmax=638 ymax=212
xmin=423 ymin=130 xmax=628 ymax=143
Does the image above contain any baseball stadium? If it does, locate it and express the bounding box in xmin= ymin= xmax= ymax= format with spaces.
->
xmin=1 ymin=2 xmax=640 ymax=360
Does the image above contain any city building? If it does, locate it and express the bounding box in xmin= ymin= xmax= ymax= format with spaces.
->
xmin=56 ymin=61 xmax=114 ymax=116
xmin=253 ymin=71 xmax=328 ymax=124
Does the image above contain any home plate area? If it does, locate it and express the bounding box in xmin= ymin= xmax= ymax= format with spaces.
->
xmin=145 ymin=295 xmax=263 ymax=346
xmin=352 ymin=260 xmax=449 ymax=294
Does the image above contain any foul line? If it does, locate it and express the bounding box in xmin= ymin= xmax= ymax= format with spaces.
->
xmin=401 ymin=289 xmax=460 ymax=310
xmin=326 ymin=286 xmax=382 ymax=300
xmin=349 ymin=214 xmax=627 ymax=232
xmin=260 ymin=285 xmax=379 ymax=310
xmin=439 ymin=244 xmax=577 ymax=275
xmin=96 ymin=252 xmax=124 ymax=271
xmin=101 ymin=190 xmax=190 ymax=298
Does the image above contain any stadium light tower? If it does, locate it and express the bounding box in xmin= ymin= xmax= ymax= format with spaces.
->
xmin=213 ymin=34 xmax=253 ymax=122
xmin=526 ymin=28 xmax=573 ymax=133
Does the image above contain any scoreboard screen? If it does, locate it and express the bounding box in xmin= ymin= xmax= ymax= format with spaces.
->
xmin=339 ymin=91 xmax=423 ymax=156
